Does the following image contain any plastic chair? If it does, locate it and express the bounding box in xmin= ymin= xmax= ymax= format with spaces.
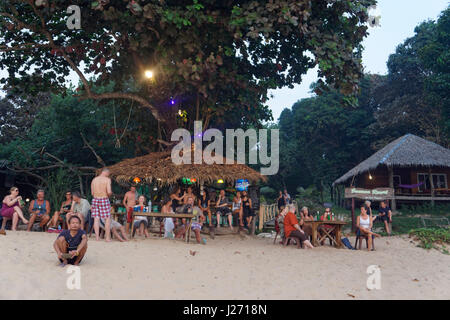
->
xmin=354 ymin=229 xmax=375 ymax=250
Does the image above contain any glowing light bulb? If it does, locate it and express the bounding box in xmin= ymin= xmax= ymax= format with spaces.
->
xmin=145 ymin=70 xmax=153 ymax=79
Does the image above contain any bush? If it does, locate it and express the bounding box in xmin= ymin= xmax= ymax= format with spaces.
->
xmin=409 ymin=228 xmax=450 ymax=254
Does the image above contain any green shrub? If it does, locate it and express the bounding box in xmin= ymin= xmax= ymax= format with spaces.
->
xmin=409 ymin=228 xmax=450 ymax=254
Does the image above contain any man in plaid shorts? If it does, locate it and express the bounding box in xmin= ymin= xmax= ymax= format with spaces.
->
xmin=91 ymin=168 xmax=113 ymax=241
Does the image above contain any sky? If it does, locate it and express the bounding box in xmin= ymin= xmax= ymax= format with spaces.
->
xmin=1 ymin=0 xmax=449 ymax=120
xmin=266 ymin=0 xmax=450 ymax=121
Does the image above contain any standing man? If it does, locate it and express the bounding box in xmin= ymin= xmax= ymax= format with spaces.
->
xmin=91 ymin=168 xmax=113 ymax=241
xmin=123 ymin=185 xmax=137 ymax=234
xmin=27 ymin=189 xmax=51 ymax=231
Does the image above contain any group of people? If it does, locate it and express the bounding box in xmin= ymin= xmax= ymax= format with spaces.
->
xmin=275 ymin=200 xmax=393 ymax=251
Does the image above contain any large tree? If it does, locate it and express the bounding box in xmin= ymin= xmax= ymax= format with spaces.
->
xmin=0 ymin=0 xmax=376 ymax=140
xmin=371 ymin=7 xmax=450 ymax=148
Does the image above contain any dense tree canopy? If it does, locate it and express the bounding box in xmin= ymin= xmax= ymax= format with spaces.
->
xmin=0 ymin=0 xmax=376 ymax=138
xmin=273 ymin=7 xmax=449 ymax=197
xmin=370 ymin=7 xmax=450 ymax=148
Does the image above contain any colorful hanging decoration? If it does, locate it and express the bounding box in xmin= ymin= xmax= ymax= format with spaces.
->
xmin=235 ymin=179 xmax=250 ymax=191
xmin=133 ymin=177 xmax=141 ymax=184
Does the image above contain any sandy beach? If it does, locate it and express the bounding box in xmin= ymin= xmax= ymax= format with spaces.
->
xmin=1 ymin=231 xmax=449 ymax=300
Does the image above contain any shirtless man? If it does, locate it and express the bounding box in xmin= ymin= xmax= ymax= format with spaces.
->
xmin=123 ymin=186 xmax=137 ymax=234
xmin=91 ymin=168 xmax=113 ymax=241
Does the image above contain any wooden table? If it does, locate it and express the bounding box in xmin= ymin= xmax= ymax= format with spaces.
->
xmin=303 ymin=220 xmax=347 ymax=248
xmin=130 ymin=212 xmax=195 ymax=243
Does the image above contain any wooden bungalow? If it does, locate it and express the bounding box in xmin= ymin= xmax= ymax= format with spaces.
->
xmin=333 ymin=134 xmax=450 ymax=210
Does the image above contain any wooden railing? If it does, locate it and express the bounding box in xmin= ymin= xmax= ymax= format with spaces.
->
xmin=258 ymin=200 xmax=298 ymax=230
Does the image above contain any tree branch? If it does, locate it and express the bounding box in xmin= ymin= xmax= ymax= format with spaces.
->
xmin=80 ymin=132 xmax=107 ymax=167
xmin=77 ymin=92 xmax=163 ymax=122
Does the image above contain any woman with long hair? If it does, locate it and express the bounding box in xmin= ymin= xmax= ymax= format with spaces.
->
xmin=1 ymin=187 xmax=29 ymax=231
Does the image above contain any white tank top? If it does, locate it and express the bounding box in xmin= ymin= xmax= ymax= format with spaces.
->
xmin=360 ymin=215 xmax=371 ymax=229
xmin=232 ymin=199 xmax=241 ymax=211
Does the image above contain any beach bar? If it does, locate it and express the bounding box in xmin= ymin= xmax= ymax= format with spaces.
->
xmin=103 ymin=149 xmax=267 ymax=235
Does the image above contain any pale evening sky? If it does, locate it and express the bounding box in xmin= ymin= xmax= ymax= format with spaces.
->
xmin=267 ymin=0 xmax=449 ymax=121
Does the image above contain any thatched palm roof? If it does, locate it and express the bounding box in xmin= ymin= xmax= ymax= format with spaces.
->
xmin=104 ymin=150 xmax=267 ymax=186
xmin=334 ymin=134 xmax=450 ymax=185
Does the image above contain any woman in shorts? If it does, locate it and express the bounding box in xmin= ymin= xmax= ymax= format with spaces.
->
xmin=134 ymin=195 xmax=149 ymax=238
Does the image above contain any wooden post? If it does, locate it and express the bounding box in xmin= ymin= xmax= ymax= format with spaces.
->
xmin=428 ymin=168 xmax=435 ymax=207
xmin=258 ymin=204 xmax=264 ymax=231
xmin=351 ymin=197 xmax=355 ymax=233
xmin=388 ymin=166 xmax=397 ymax=211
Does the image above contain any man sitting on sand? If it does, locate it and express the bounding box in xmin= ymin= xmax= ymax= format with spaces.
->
xmin=283 ymin=204 xmax=314 ymax=249
xmin=53 ymin=216 xmax=88 ymax=266
xmin=91 ymin=168 xmax=113 ymax=241
xmin=99 ymin=217 xmax=129 ymax=242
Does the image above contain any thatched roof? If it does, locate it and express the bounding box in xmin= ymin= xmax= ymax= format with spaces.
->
xmin=104 ymin=150 xmax=267 ymax=186
xmin=334 ymin=134 xmax=450 ymax=185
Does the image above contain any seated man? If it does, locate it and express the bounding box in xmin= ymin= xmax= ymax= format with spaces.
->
xmin=27 ymin=189 xmax=51 ymax=231
xmin=53 ymin=216 xmax=88 ymax=266
xmin=175 ymin=196 xmax=206 ymax=244
xmin=215 ymin=190 xmax=233 ymax=230
xmin=67 ymin=191 xmax=91 ymax=231
xmin=283 ymin=204 xmax=314 ymax=249
xmin=99 ymin=217 xmax=129 ymax=242
xmin=373 ymin=201 xmax=392 ymax=236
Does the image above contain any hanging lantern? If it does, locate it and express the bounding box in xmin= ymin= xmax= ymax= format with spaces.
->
xmin=217 ymin=179 xmax=224 ymax=184
xmin=191 ymin=178 xmax=197 ymax=183
xmin=133 ymin=177 xmax=141 ymax=184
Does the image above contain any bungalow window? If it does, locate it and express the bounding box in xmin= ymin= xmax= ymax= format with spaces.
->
xmin=417 ymin=173 xmax=448 ymax=192
xmin=393 ymin=175 xmax=401 ymax=188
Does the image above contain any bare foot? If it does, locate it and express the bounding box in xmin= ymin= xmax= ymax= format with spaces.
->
xmin=105 ymin=238 xmax=112 ymax=242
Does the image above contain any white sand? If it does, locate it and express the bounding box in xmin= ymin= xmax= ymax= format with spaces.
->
xmin=0 ymin=231 xmax=449 ymax=300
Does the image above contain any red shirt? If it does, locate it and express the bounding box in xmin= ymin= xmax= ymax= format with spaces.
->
xmin=284 ymin=211 xmax=299 ymax=238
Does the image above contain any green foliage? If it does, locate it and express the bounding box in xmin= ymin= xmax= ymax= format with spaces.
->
xmin=398 ymin=203 xmax=450 ymax=216
xmin=409 ymin=228 xmax=450 ymax=254
xmin=45 ymin=168 xmax=78 ymax=216
xmin=0 ymin=90 xmax=137 ymax=169
xmin=276 ymin=75 xmax=378 ymax=194
xmin=0 ymin=0 xmax=375 ymax=136
xmin=371 ymin=7 xmax=450 ymax=148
